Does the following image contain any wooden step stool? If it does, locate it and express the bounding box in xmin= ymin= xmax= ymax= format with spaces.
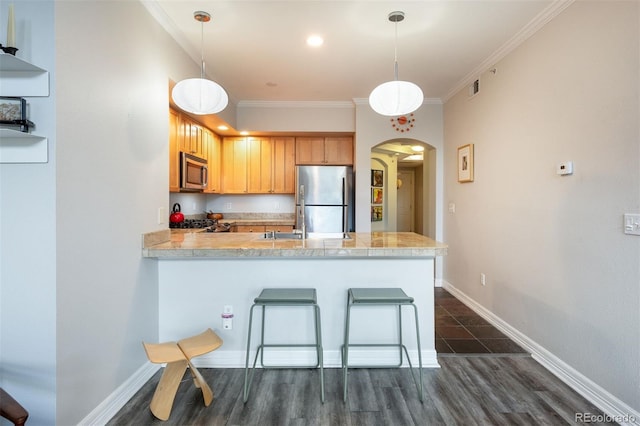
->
xmin=0 ymin=388 xmax=29 ymax=426
xmin=143 ymin=328 xmax=223 ymax=421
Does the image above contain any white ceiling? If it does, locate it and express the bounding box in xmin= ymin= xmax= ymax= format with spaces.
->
xmin=147 ymin=0 xmax=560 ymax=106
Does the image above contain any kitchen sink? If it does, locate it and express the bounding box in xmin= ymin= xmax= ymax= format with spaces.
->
xmin=261 ymin=231 xmax=351 ymax=240
xmin=308 ymin=232 xmax=352 ymax=240
xmin=261 ymin=232 xmax=303 ymax=240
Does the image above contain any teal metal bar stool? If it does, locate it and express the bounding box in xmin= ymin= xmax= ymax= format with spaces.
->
xmin=342 ymin=287 xmax=423 ymax=402
xmin=243 ymin=288 xmax=324 ymax=403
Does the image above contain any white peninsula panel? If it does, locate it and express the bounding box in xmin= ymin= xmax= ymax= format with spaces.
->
xmin=158 ymin=256 xmax=438 ymax=369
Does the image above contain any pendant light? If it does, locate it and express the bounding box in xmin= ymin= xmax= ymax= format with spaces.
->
xmin=172 ymin=11 xmax=228 ymax=115
xmin=369 ymin=11 xmax=424 ymax=116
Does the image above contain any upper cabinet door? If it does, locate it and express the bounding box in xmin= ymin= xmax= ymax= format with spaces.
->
xmin=295 ymin=137 xmax=353 ymax=165
xmin=247 ymin=137 xmax=273 ymax=193
xmin=324 ymin=137 xmax=353 ymax=165
xmin=295 ymin=137 xmax=326 ymax=165
xmin=221 ymin=137 xmax=249 ymax=193
xmin=271 ymin=137 xmax=296 ymax=193
xmin=169 ymin=109 xmax=180 ymax=192
xmin=204 ymin=129 xmax=221 ymax=194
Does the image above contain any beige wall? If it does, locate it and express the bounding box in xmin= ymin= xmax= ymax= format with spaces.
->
xmin=444 ymin=1 xmax=639 ymax=413
xmin=55 ymin=1 xmax=198 ymax=423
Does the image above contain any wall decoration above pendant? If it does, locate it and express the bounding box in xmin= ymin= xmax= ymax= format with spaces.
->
xmin=391 ymin=114 xmax=415 ymax=132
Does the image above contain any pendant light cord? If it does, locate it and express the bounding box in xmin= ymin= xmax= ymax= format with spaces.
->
xmin=394 ymin=18 xmax=399 ymax=81
xmin=200 ymin=18 xmax=205 ymax=79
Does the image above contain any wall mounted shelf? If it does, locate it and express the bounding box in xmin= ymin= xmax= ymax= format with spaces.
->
xmin=0 ymin=128 xmax=48 ymax=163
xmin=0 ymin=53 xmax=50 ymax=96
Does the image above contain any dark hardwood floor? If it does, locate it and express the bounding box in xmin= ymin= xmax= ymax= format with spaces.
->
xmin=107 ymin=359 xmax=614 ymax=425
xmin=107 ymin=290 xmax=615 ymax=425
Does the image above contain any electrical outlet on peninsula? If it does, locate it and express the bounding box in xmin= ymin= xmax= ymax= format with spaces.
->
xmin=222 ymin=305 xmax=233 ymax=330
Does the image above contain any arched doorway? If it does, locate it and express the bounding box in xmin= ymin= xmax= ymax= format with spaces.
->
xmin=371 ymin=139 xmax=436 ymax=237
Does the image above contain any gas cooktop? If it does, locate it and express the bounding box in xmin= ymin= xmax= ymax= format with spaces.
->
xmin=169 ymin=219 xmax=232 ymax=232
xmin=169 ymin=219 xmax=216 ymax=229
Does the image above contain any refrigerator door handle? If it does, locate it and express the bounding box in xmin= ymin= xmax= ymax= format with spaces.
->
xmin=342 ymin=177 xmax=348 ymax=233
xmin=300 ymin=184 xmax=306 ymax=238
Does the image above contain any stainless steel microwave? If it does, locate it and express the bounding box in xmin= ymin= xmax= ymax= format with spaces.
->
xmin=181 ymin=153 xmax=208 ymax=191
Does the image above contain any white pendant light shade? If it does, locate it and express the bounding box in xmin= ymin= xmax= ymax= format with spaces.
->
xmin=369 ymin=11 xmax=424 ymax=117
xmin=172 ymin=11 xmax=228 ymax=115
xmin=369 ymin=80 xmax=424 ymax=116
xmin=172 ymin=78 xmax=228 ymax=115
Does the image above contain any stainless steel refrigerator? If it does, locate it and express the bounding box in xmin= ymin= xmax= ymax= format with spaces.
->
xmin=295 ymin=165 xmax=355 ymax=237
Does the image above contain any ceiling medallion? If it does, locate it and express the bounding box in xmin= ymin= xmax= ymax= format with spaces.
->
xmin=391 ymin=114 xmax=415 ymax=132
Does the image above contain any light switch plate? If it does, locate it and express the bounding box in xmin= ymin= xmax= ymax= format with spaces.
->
xmin=157 ymin=207 xmax=166 ymax=224
xmin=624 ymin=214 xmax=640 ymax=235
xmin=557 ymin=161 xmax=573 ymax=176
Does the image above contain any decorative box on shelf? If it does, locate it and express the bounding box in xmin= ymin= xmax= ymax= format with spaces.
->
xmin=0 ymin=96 xmax=35 ymax=133
xmin=0 ymin=97 xmax=47 ymax=163
xmin=0 ymin=54 xmax=50 ymax=163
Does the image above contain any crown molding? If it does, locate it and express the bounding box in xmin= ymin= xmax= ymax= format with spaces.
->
xmin=443 ymin=0 xmax=576 ymax=102
xmin=141 ymin=1 xmax=200 ymax=64
xmin=237 ymin=100 xmax=355 ymax=109
xmin=353 ymin=97 xmax=442 ymax=106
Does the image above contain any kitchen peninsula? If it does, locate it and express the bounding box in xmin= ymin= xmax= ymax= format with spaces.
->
xmin=143 ymin=231 xmax=447 ymax=369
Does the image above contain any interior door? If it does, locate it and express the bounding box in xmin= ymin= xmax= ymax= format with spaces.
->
xmin=397 ymin=169 xmax=414 ymax=232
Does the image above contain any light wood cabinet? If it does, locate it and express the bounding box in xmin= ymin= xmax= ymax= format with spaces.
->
xmin=222 ymin=137 xmax=249 ymax=193
xmin=247 ymin=137 xmax=273 ymax=193
xmin=203 ymin=129 xmax=221 ymax=193
xmin=181 ymin=118 xmax=204 ymax=158
xmin=233 ymin=225 xmax=294 ymax=233
xmin=234 ymin=225 xmax=263 ymax=233
xmin=295 ymin=137 xmax=324 ymax=164
xmin=295 ymin=136 xmax=353 ymax=165
xmin=169 ymin=109 xmax=180 ymax=192
xmin=266 ymin=225 xmax=294 ymax=233
xmin=222 ymin=136 xmax=295 ymax=194
xmin=324 ymin=137 xmax=353 ymax=165
xmin=170 ymin=108 xmax=221 ymax=193
xmin=271 ymin=137 xmax=296 ymax=193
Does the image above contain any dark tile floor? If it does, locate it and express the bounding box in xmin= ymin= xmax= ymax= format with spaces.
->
xmin=435 ymin=287 xmax=528 ymax=355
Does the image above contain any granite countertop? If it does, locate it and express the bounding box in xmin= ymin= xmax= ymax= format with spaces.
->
xmin=142 ymin=231 xmax=447 ymax=259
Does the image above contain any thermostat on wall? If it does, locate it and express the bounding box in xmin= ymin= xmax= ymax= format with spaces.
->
xmin=556 ymin=161 xmax=573 ymax=176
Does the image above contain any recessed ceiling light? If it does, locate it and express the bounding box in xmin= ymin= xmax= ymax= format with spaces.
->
xmin=240 ymin=131 xmax=249 ymax=136
xmin=218 ymin=125 xmax=229 ymax=131
xmin=404 ymin=154 xmax=424 ymax=161
xmin=411 ymin=145 xmax=425 ymax=152
xmin=306 ymin=35 xmax=324 ymax=47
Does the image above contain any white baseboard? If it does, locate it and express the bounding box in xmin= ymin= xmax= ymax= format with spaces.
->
xmin=78 ymin=362 xmax=159 ymax=426
xmin=442 ymin=281 xmax=640 ymax=426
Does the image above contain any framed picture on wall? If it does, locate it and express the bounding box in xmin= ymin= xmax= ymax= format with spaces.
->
xmin=371 ymin=169 xmax=384 ymax=187
xmin=458 ymin=144 xmax=474 ymax=182
xmin=371 ymin=188 xmax=383 ymax=204
xmin=371 ymin=206 xmax=383 ymax=221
